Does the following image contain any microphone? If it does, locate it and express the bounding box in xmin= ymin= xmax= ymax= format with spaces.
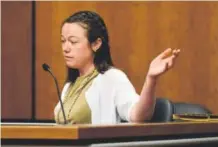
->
xmin=42 ymin=63 xmax=67 ymax=124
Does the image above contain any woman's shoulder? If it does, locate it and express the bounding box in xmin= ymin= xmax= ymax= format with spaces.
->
xmin=103 ymin=67 xmax=126 ymax=76
xmin=98 ymin=67 xmax=128 ymax=82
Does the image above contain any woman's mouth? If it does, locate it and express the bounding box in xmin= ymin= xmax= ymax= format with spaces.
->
xmin=64 ymin=56 xmax=73 ymax=60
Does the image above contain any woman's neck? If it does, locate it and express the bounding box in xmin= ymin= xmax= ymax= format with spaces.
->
xmin=79 ymin=63 xmax=95 ymax=77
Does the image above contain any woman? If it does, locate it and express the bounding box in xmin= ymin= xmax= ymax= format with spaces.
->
xmin=54 ymin=10 xmax=180 ymax=125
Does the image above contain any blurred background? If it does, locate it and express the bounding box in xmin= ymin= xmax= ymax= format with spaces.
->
xmin=2 ymin=1 xmax=218 ymax=121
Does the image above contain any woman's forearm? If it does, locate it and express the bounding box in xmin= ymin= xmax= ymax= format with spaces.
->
xmin=130 ymin=75 xmax=157 ymax=122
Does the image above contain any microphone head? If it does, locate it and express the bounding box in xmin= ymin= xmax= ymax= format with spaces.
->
xmin=42 ymin=63 xmax=50 ymax=71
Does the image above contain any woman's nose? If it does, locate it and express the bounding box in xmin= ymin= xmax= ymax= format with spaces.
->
xmin=63 ymin=42 xmax=71 ymax=53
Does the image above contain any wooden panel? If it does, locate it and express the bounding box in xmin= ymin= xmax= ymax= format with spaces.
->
xmin=1 ymin=122 xmax=218 ymax=139
xmin=1 ymin=125 xmax=79 ymax=139
xmin=1 ymin=1 xmax=33 ymax=119
xmin=35 ymin=1 xmax=218 ymax=120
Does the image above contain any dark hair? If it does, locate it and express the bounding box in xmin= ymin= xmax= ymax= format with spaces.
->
xmin=62 ymin=10 xmax=114 ymax=83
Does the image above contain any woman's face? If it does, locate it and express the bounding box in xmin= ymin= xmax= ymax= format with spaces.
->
xmin=61 ymin=23 xmax=94 ymax=69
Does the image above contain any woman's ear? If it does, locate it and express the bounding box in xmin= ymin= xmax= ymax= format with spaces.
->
xmin=91 ymin=38 xmax=102 ymax=52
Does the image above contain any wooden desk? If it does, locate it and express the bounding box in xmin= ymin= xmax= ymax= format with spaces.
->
xmin=1 ymin=122 xmax=218 ymax=146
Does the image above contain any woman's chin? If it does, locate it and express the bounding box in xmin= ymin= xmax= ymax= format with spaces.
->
xmin=65 ymin=62 xmax=78 ymax=69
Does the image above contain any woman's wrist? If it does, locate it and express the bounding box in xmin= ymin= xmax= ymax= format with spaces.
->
xmin=146 ymin=74 xmax=158 ymax=85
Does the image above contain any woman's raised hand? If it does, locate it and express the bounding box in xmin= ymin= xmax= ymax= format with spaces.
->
xmin=147 ymin=48 xmax=180 ymax=79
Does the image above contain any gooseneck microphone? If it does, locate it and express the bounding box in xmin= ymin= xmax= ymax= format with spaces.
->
xmin=42 ymin=63 xmax=67 ymax=124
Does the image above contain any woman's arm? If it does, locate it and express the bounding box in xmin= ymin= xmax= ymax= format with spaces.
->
xmin=129 ymin=48 xmax=180 ymax=122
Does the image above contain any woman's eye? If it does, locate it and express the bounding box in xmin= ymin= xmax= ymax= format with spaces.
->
xmin=61 ymin=40 xmax=65 ymax=43
xmin=70 ymin=40 xmax=78 ymax=44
